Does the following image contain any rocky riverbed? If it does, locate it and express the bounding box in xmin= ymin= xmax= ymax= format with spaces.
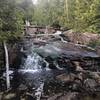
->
xmin=0 ymin=34 xmax=100 ymax=100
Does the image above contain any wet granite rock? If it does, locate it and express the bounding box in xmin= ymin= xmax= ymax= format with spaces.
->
xmin=84 ymin=79 xmax=97 ymax=91
xmin=56 ymin=73 xmax=75 ymax=82
xmin=32 ymin=41 xmax=99 ymax=59
xmin=31 ymin=41 xmax=100 ymax=73
xmin=2 ymin=92 xmax=16 ymax=100
xmin=96 ymin=46 xmax=100 ymax=56
xmin=1 ymin=35 xmax=100 ymax=100
xmin=47 ymin=93 xmax=62 ymax=100
xmin=18 ymin=84 xmax=28 ymax=91
xmin=57 ymin=92 xmax=79 ymax=100
xmin=0 ymin=92 xmax=3 ymax=100
xmin=47 ymin=92 xmax=79 ymax=100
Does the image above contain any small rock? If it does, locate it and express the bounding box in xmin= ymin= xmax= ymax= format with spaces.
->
xmin=0 ymin=92 xmax=3 ymax=100
xmin=57 ymin=92 xmax=78 ymax=100
xmin=84 ymin=79 xmax=97 ymax=89
xmin=3 ymin=93 xmax=16 ymax=100
xmin=18 ymin=84 xmax=27 ymax=91
xmin=96 ymin=46 xmax=100 ymax=56
xmin=47 ymin=93 xmax=62 ymax=100
xmin=73 ymin=61 xmax=83 ymax=71
xmin=56 ymin=73 xmax=75 ymax=82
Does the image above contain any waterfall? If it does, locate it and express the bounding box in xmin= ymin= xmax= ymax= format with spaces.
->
xmin=20 ymin=51 xmax=50 ymax=100
xmin=54 ymin=31 xmax=68 ymax=43
xmin=24 ymin=53 xmax=42 ymax=70
xmin=20 ymin=51 xmax=50 ymax=73
xmin=35 ymin=83 xmax=44 ymax=100
xmin=25 ymin=20 xmax=30 ymax=26
xmin=45 ymin=26 xmax=48 ymax=34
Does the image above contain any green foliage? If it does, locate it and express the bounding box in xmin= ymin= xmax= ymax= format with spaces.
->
xmin=0 ymin=0 xmax=24 ymax=42
xmin=32 ymin=0 xmax=64 ymax=26
xmin=31 ymin=0 xmax=100 ymax=33
xmin=0 ymin=0 xmax=100 ymax=41
xmin=71 ymin=0 xmax=100 ymax=33
xmin=16 ymin=0 xmax=34 ymax=22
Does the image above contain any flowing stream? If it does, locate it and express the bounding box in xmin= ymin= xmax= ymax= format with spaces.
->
xmin=16 ymin=43 xmax=66 ymax=100
xmin=19 ymin=50 xmax=51 ymax=100
xmin=0 ymin=38 xmax=100 ymax=100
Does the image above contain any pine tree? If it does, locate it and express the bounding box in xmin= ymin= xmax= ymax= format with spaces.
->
xmin=0 ymin=0 xmax=23 ymax=41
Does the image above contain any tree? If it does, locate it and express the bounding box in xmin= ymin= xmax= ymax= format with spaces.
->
xmin=0 ymin=0 xmax=23 ymax=41
xmin=31 ymin=0 xmax=100 ymax=33
xmin=74 ymin=0 xmax=100 ymax=33
xmin=16 ymin=0 xmax=34 ymax=24
xmin=0 ymin=0 xmax=24 ymax=90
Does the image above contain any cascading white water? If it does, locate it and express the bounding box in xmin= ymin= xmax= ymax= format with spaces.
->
xmin=24 ymin=53 xmax=42 ymax=70
xmin=20 ymin=50 xmax=50 ymax=74
xmin=53 ymin=31 xmax=68 ymax=43
xmin=20 ymin=52 xmax=50 ymax=100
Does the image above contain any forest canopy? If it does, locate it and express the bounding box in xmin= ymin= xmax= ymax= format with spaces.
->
xmin=0 ymin=0 xmax=100 ymax=42
xmin=32 ymin=0 xmax=100 ymax=33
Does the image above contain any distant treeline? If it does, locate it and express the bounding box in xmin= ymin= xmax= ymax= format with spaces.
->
xmin=0 ymin=0 xmax=100 ymax=41
xmin=32 ymin=0 xmax=100 ymax=33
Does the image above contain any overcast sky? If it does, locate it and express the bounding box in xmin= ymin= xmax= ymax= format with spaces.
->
xmin=32 ymin=0 xmax=37 ymax=4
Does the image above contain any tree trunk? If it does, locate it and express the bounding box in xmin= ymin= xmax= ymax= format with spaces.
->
xmin=65 ymin=0 xmax=69 ymax=22
xmin=3 ymin=41 xmax=10 ymax=90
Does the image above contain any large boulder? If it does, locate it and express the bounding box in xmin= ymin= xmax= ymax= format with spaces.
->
xmin=33 ymin=41 xmax=99 ymax=60
xmin=63 ymin=31 xmax=100 ymax=45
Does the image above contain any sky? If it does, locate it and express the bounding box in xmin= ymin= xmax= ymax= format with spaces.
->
xmin=32 ymin=0 xmax=37 ymax=4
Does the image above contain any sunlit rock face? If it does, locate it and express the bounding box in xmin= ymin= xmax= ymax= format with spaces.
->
xmin=63 ymin=31 xmax=100 ymax=45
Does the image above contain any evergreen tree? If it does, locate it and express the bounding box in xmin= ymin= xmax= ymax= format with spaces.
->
xmin=0 ymin=0 xmax=23 ymax=41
